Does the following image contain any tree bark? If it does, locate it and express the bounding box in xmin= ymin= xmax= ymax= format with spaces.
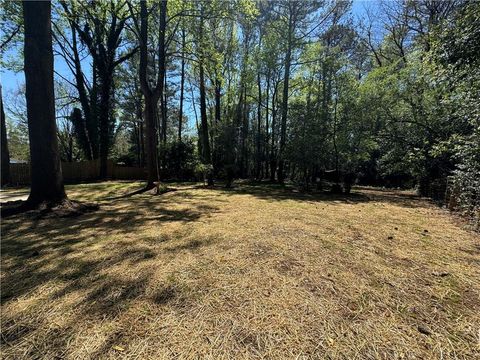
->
xmin=23 ymin=0 xmax=67 ymax=205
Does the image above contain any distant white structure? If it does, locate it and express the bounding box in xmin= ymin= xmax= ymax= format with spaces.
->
xmin=10 ymin=159 xmax=28 ymax=164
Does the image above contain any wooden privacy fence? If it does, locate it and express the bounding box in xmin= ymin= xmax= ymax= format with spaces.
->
xmin=9 ymin=159 xmax=146 ymax=185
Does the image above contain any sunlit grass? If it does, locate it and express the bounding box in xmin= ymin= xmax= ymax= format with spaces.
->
xmin=1 ymin=182 xmax=479 ymax=359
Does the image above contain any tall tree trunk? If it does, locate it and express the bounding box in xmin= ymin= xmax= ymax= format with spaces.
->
xmin=157 ymin=0 xmax=167 ymax=174
xmin=198 ymin=9 xmax=213 ymax=186
xmin=256 ymin=71 xmax=262 ymax=179
xmin=135 ymin=91 xmax=144 ymax=166
xmin=1 ymin=84 xmax=10 ymax=187
xmin=242 ymin=91 xmax=249 ymax=178
xmin=70 ymin=24 xmax=94 ymax=160
xmin=23 ymin=0 xmax=67 ymax=205
xmin=214 ymin=77 xmax=221 ymax=126
xmin=199 ymin=61 xmax=213 ymax=185
xmin=270 ymin=82 xmax=278 ymax=182
xmin=144 ymin=96 xmax=159 ymax=186
xmin=332 ymin=97 xmax=339 ymax=182
xmin=98 ymin=70 xmax=113 ymax=179
xmin=140 ymin=119 xmax=145 ymax=166
xmin=139 ymin=1 xmax=157 ymax=187
xmin=138 ymin=0 xmax=167 ymax=188
xmin=264 ymin=72 xmax=270 ymax=180
xmin=236 ymin=87 xmax=244 ymax=177
xmin=178 ymin=28 xmax=186 ymax=142
xmin=212 ymin=75 xmax=221 ymax=173
xmin=162 ymin=67 xmax=168 ymax=145
xmin=278 ymin=19 xmax=292 ymax=184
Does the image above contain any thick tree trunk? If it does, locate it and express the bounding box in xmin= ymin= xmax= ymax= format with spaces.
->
xmin=1 ymin=85 xmax=10 ymax=187
xmin=144 ymin=97 xmax=159 ymax=187
xmin=23 ymin=0 xmax=67 ymax=205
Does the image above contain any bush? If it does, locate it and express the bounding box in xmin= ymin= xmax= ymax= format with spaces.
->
xmin=448 ymin=136 xmax=480 ymax=228
xmin=160 ymin=139 xmax=198 ymax=180
xmin=194 ymin=163 xmax=214 ymax=185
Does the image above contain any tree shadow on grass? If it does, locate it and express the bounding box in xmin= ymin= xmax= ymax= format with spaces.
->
xmin=0 ymin=194 xmax=218 ymax=357
xmin=0 ymin=182 xmax=430 ymax=357
xmin=204 ymin=182 xmax=429 ymax=209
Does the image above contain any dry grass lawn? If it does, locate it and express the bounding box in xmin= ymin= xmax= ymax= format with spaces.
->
xmin=1 ymin=181 xmax=479 ymax=359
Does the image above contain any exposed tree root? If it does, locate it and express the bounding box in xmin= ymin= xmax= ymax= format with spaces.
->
xmin=1 ymin=199 xmax=98 ymax=219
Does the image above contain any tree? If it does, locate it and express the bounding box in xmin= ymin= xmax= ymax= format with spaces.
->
xmin=433 ymin=1 xmax=480 ymax=227
xmin=60 ymin=0 xmax=137 ymax=178
xmin=22 ymin=0 xmax=67 ymax=206
xmin=192 ymin=1 xmax=215 ymax=185
xmin=126 ymin=0 xmax=167 ymax=189
xmin=273 ymin=0 xmax=322 ymax=183
xmin=178 ymin=26 xmax=186 ymax=142
xmin=52 ymin=14 xmax=98 ymax=161
xmin=0 ymin=1 xmax=22 ymax=187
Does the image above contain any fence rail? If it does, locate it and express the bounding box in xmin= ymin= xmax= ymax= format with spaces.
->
xmin=8 ymin=159 xmax=146 ymax=185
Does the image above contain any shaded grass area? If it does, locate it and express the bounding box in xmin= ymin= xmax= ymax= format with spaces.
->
xmin=1 ymin=182 xmax=479 ymax=359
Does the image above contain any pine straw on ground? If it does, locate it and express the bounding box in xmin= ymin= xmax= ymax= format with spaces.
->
xmin=1 ymin=182 xmax=479 ymax=359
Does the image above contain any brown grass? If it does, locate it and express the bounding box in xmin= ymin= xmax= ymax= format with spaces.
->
xmin=1 ymin=182 xmax=479 ymax=359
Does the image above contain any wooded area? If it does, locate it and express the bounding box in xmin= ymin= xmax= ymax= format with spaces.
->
xmin=0 ymin=0 xmax=478 ymax=222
